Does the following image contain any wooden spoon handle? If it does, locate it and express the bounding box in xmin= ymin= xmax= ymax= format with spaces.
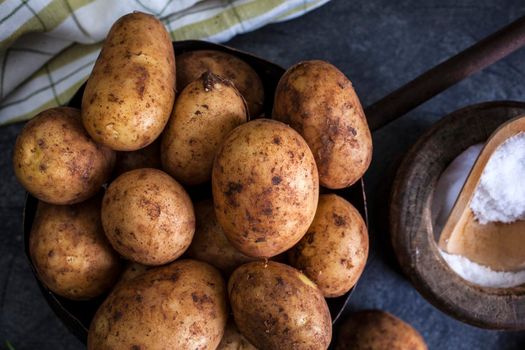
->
xmin=365 ymin=15 xmax=525 ymax=131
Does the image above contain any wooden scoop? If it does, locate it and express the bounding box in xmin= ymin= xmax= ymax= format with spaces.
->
xmin=439 ymin=116 xmax=525 ymax=272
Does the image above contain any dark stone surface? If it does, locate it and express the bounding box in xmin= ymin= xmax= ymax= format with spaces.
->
xmin=2 ymin=0 xmax=525 ymax=348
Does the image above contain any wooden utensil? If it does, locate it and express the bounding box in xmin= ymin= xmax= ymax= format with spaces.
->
xmin=439 ymin=116 xmax=525 ymax=271
xmin=390 ymin=101 xmax=525 ymax=330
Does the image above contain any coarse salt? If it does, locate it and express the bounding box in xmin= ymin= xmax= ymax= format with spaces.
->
xmin=439 ymin=250 xmax=525 ymax=288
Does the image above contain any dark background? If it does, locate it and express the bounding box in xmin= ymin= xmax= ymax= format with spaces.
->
xmin=2 ymin=0 xmax=525 ymax=349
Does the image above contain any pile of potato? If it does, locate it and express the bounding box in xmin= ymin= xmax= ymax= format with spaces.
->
xmin=13 ymin=12 xmax=372 ymax=350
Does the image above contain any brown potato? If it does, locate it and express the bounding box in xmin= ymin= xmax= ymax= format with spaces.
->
xmin=289 ymin=194 xmax=368 ymax=297
xmin=13 ymin=107 xmax=115 ymax=205
xmin=113 ymin=139 xmax=161 ymax=176
xmin=212 ymin=119 xmax=319 ymax=258
xmin=228 ymin=261 xmax=331 ymax=349
xmin=273 ymin=60 xmax=372 ymax=189
xmin=336 ymin=310 xmax=427 ymax=350
xmin=88 ymin=259 xmax=228 ymax=350
xmin=161 ymin=72 xmax=248 ymax=185
xmin=82 ymin=12 xmax=175 ymax=151
xmin=29 ymin=196 xmax=121 ymax=300
xmin=218 ymin=320 xmax=257 ymax=350
xmin=186 ymin=200 xmax=257 ymax=274
xmin=102 ymin=168 xmax=195 ymax=265
xmin=176 ymin=50 xmax=264 ymax=117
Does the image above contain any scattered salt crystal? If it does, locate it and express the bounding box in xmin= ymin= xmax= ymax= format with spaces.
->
xmin=470 ymin=132 xmax=525 ymax=224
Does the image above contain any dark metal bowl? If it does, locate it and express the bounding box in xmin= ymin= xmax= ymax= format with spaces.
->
xmin=23 ymin=40 xmax=368 ymax=344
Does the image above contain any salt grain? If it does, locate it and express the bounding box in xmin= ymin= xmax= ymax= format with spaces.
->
xmin=470 ymin=132 xmax=525 ymax=224
xmin=440 ymin=250 xmax=525 ymax=288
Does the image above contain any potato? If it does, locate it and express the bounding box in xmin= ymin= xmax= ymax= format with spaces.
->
xmin=82 ymin=12 xmax=175 ymax=151
xmin=102 ymin=168 xmax=195 ymax=265
xmin=228 ymin=261 xmax=332 ymax=349
xmin=212 ymin=119 xmax=319 ymax=258
xmin=218 ymin=320 xmax=257 ymax=350
xmin=161 ymin=72 xmax=248 ymax=185
xmin=289 ymin=194 xmax=368 ymax=297
xmin=186 ymin=200 xmax=256 ymax=274
xmin=113 ymin=139 xmax=161 ymax=176
xmin=29 ymin=196 xmax=121 ymax=300
xmin=88 ymin=259 xmax=228 ymax=350
xmin=176 ymin=50 xmax=264 ymax=117
xmin=13 ymin=107 xmax=115 ymax=205
xmin=336 ymin=310 xmax=427 ymax=350
xmin=273 ymin=60 xmax=372 ymax=189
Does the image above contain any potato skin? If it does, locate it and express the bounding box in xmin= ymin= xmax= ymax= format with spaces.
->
xmin=88 ymin=259 xmax=228 ymax=350
xmin=113 ymin=139 xmax=161 ymax=176
xmin=13 ymin=107 xmax=115 ymax=205
xmin=212 ymin=119 xmax=319 ymax=258
xmin=176 ymin=50 xmax=264 ymax=117
xmin=218 ymin=320 xmax=257 ymax=350
xmin=336 ymin=310 xmax=427 ymax=350
xmin=228 ymin=261 xmax=332 ymax=350
xmin=161 ymin=72 xmax=248 ymax=185
xmin=82 ymin=12 xmax=175 ymax=151
xmin=289 ymin=194 xmax=368 ymax=297
xmin=186 ymin=200 xmax=256 ymax=274
xmin=29 ymin=196 xmax=121 ymax=300
xmin=273 ymin=60 xmax=372 ymax=189
xmin=102 ymin=168 xmax=195 ymax=265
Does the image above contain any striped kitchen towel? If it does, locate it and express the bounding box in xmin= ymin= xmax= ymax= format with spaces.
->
xmin=0 ymin=0 xmax=329 ymax=126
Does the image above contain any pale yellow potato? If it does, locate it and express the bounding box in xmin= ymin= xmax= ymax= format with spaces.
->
xmin=273 ymin=60 xmax=372 ymax=189
xmin=161 ymin=72 xmax=247 ymax=185
xmin=82 ymin=12 xmax=175 ymax=151
xmin=186 ymin=200 xmax=257 ymax=274
xmin=218 ymin=320 xmax=257 ymax=350
xmin=336 ymin=310 xmax=427 ymax=350
xmin=289 ymin=194 xmax=368 ymax=297
xmin=228 ymin=261 xmax=332 ymax=349
xmin=113 ymin=139 xmax=161 ymax=176
xmin=102 ymin=168 xmax=195 ymax=265
xmin=176 ymin=50 xmax=264 ymax=117
xmin=88 ymin=259 xmax=228 ymax=350
xmin=212 ymin=119 xmax=319 ymax=258
xmin=29 ymin=196 xmax=121 ymax=300
xmin=13 ymin=107 xmax=115 ymax=205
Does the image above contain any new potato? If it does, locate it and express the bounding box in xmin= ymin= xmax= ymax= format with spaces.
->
xmin=82 ymin=12 xmax=175 ymax=151
xmin=336 ymin=310 xmax=427 ymax=350
xmin=161 ymin=72 xmax=248 ymax=185
xmin=273 ymin=60 xmax=372 ymax=189
xmin=212 ymin=119 xmax=319 ymax=258
xmin=102 ymin=168 xmax=195 ymax=265
xmin=29 ymin=196 xmax=121 ymax=300
xmin=88 ymin=259 xmax=228 ymax=350
xmin=289 ymin=194 xmax=368 ymax=297
xmin=176 ymin=50 xmax=264 ymax=117
xmin=186 ymin=200 xmax=256 ymax=274
xmin=13 ymin=107 xmax=115 ymax=205
xmin=228 ymin=261 xmax=332 ymax=349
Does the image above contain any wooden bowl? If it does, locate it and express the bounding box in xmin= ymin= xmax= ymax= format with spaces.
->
xmin=23 ymin=40 xmax=367 ymax=344
xmin=390 ymin=101 xmax=525 ymax=330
